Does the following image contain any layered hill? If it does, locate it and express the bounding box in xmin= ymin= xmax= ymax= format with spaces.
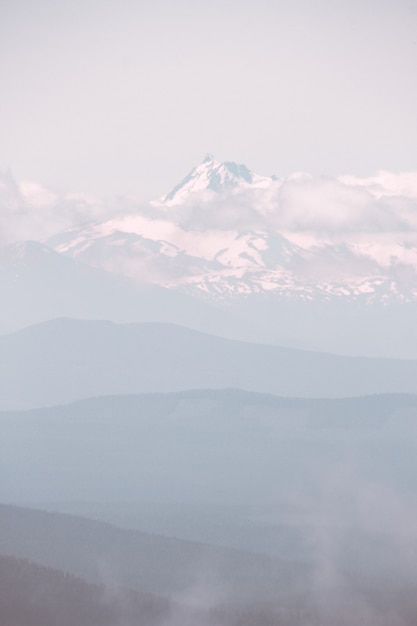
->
xmin=2 ymin=388 xmax=417 ymax=507
xmin=2 ymin=382 xmax=417 ymax=626
xmin=2 ymin=319 xmax=417 ymax=410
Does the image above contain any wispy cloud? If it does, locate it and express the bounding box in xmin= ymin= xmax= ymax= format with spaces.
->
xmin=2 ymin=168 xmax=417 ymax=247
xmin=0 ymin=171 xmax=128 ymax=245
xmin=159 ymin=170 xmax=417 ymax=234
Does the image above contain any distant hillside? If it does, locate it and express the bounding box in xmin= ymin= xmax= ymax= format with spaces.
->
xmin=0 ymin=241 xmax=252 ymax=340
xmin=2 ymin=388 xmax=417 ymax=510
xmin=2 ymin=319 xmax=417 ymax=410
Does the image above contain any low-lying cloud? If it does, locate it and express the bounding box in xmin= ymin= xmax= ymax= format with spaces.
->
xmin=0 ymin=171 xmax=135 ymax=245
xmin=2 ymin=168 xmax=417 ymax=247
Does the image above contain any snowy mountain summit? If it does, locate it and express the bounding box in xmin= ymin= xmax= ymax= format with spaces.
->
xmin=163 ymin=153 xmax=276 ymax=205
xmin=8 ymin=154 xmax=414 ymax=306
xmin=4 ymin=156 xmax=417 ymax=356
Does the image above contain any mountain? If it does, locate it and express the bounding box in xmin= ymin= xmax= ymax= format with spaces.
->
xmin=4 ymin=240 xmax=417 ymax=357
xmin=43 ymin=155 xmax=417 ymax=308
xmin=162 ymin=152 xmax=277 ymax=205
xmin=3 ymin=157 xmax=417 ymax=357
xmin=2 ymin=318 xmax=417 ymax=410
xmin=0 ymin=240 xmax=269 ymax=342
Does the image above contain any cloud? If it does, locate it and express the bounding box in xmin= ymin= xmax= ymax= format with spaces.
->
xmin=157 ymin=171 xmax=417 ymax=235
xmin=340 ymin=171 xmax=417 ymax=201
xmin=0 ymin=172 xmax=62 ymax=244
xmin=0 ymin=171 xmax=126 ymax=245
xmin=0 ymin=171 xmax=66 ymax=245
xmin=275 ymin=175 xmax=417 ymax=233
xmin=2 ymin=168 xmax=417 ymax=250
xmin=166 ymin=191 xmax=266 ymax=231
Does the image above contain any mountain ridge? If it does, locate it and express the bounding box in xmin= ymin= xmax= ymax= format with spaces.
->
xmin=3 ymin=156 xmax=417 ymax=358
xmin=39 ymin=155 xmax=417 ymax=305
xmin=2 ymin=318 xmax=417 ymax=410
xmin=162 ymin=153 xmax=276 ymax=205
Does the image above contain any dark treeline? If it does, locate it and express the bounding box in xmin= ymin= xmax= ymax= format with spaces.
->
xmin=2 ymin=504 xmax=417 ymax=626
xmin=0 ymin=554 xmax=316 ymax=626
xmin=0 ymin=554 xmax=171 ymax=626
xmin=0 ymin=504 xmax=310 ymax=607
xmin=2 ymin=553 xmax=417 ymax=626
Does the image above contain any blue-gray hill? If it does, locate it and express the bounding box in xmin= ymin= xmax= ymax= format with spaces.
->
xmin=1 ymin=319 xmax=417 ymax=410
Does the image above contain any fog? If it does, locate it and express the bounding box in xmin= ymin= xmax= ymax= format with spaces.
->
xmin=2 ymin=184 xmax=417 ymax=624
xmin=2 ymin=167 xmax=417 ymax=244
xmin=1 ymin=391 xmax=417 ymax=624
xmin=2 ymin=0 xmax=417 ymax=620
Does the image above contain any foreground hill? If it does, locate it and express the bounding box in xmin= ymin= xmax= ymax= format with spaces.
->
xmin=2 ymin=390 xmax=417 ymax=623
xmin=0 ymin=504 xmax=310 ymax=611
xmin=1 ymin=554 xmax=302 ymax=626
xmin=0 ymin=555 xmax=172 ymax=626
xmin=1 ymin=504 xmax=416 ymax=626
xmin=2 ymin=319 xmax=417 ymax=410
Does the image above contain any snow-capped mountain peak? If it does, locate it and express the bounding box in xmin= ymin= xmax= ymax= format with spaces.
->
xmin=31 ymin=156 xmax=417 ymax=308
xmin=162 ymin=154 xmax=276 ymax=206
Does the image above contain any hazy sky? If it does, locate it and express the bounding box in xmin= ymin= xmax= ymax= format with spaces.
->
xmin=1 ymin=0 xmax=416 ymax=199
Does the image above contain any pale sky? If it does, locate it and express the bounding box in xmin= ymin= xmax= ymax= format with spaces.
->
xmin=1 ymin=0 xmax=417 ymax=199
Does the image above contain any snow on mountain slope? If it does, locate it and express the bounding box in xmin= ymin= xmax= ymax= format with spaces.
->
xmin=49 ymin=216 xmax=316 ymax=297
xmin=49 ymin=227 xmax=417 ymax=302
xmin=41 ymin=156 xmax=417 ymax=303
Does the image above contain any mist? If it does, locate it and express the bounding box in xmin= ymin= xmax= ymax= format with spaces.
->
xmin=1 ymin=391 xmax=417 ymax=624
xmin=2 ymin=0 xmax=417 ymax=622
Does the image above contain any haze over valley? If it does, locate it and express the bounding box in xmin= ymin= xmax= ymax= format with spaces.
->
xmin=1 ymin=0 xmax=417 ymax=623
xmin=2 ymin=156 xmax=417 ymax=624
